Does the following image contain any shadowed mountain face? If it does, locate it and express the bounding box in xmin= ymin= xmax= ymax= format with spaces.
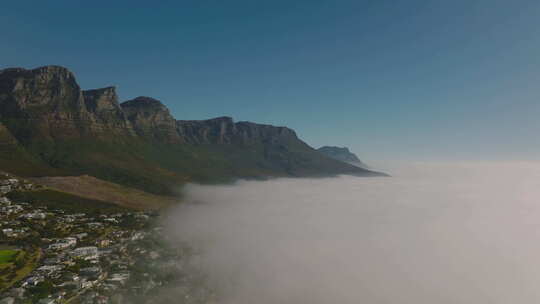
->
xmin=121 ymin=96 xmax=180 ymax=143
xmin=0 ymin=66 xmax=383 ymax=194
xmin=317 ymin=146 xmax=369 ymax=168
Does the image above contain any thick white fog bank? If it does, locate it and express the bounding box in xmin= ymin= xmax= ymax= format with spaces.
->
xmin=164 ymin=162 xmax=540 ymax=304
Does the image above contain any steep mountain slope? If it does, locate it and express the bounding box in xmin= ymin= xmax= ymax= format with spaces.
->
xmin=0 ymin=65 xmax=384 ymax=195
xmin=0 ymin=120 xmax=56 ymax=176
xmin=317 ymin=146 xmax=369 ymax=168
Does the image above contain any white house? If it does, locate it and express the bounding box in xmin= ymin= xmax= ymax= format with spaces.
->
xmin=71 ymin=246 xmax=99 ymax=260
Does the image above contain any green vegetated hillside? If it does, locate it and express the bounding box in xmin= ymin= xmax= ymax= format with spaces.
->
xmin=0 ymin=122 xmax=60 ymax=177
xmin=0 ymin=65 xmax=385 ymax=196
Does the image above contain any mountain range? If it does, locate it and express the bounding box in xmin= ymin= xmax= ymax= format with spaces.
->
xmin=0 ymin=65 xmax=384 ymax=196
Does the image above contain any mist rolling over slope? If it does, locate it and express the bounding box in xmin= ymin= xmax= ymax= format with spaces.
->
xmin=164 ymin=162 xmax=540 ymax=304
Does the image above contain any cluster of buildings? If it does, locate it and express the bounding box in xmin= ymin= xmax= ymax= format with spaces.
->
xmin=0 ymin=175 xmax=176 ymax=304
xmin=0 ymin=179 xmax=33 ymax=195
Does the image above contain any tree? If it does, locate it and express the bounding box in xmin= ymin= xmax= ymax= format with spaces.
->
xmin=28 ymin=280 xmax=56 ymax=300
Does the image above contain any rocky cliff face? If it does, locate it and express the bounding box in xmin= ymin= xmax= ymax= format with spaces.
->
xmin=121 ymin=96 xmax=180 ymax=143
xmin=0 ymin=65 xmax=383 ymax=194
xmin=0 ymin=66 xmax=137 ymax=140
xmin=82 ymin=87 xmax=135 ymax=136
xmin=0 ymin=66 xmax=311 ymax=146
xmin=0 ymin=66 xmax=90 ymax=141
xmin=176 ymin=117 xmax=237 ymax=144
xmin=317 ymin=146 xmax=369 ymax=168
xmin=0 ymin=66 xmax=82 ymax=113
xmin=176 ymin=116 xmax=300 ymax=145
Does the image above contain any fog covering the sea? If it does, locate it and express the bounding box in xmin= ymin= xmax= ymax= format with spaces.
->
xmin=164 ymin=162 xmax=540 ymax=304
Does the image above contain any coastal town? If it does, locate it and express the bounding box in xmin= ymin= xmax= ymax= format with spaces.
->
xmin=0 ymin=174 xmax=214 ymax=304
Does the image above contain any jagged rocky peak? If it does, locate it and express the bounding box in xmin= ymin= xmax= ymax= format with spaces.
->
xmin=234 ymin=121 xmax=300 ymax=146
xmin=176 ymin=116 xmax=300 ymax=145
xmin=0 ymin=65 xmax=76 ymax=81
xmin=121 ymin=96 xmax=174 ymax=121
xmin=83 ymin=86 xmax=120 ymax=112
xmin=0 ymin=65 xmax=79 ymax=99
xmin=0 ymin=65 xmax=92 ymax=140
xmin=317 ymin=146 xmax=368 ymax=168
xmin=236 ymin=121 xmax=298 ymax=138
xmin=205 ymin=116 xmax=234 ymax=124
xmin=121 ymin=96 xmax=167 ymax=109
xmin=0 ymin=66 xmax=139 ymax=139
xmin=82 ymin=87 xmax=135 ymax=134
xmin=0 ymin=65 xmax=84 ymax=113
xmin=176 ymin=116 xmax=234 ymax=128
xmin=176 ymin=116 xmax=237 ymax=144
xmin=120 ymin=96 xmax=179 ymax=142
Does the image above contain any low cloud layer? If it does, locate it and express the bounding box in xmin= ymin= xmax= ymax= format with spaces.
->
xmin=164 ymin=162 xmax=540 ymax=303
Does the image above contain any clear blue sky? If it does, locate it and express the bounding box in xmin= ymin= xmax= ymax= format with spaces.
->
xmin=2 ymin=0 xmax=540 ymax=162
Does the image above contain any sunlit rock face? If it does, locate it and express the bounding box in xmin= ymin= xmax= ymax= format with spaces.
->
xmin=0 ymin=66 xmax=91 ymax=140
